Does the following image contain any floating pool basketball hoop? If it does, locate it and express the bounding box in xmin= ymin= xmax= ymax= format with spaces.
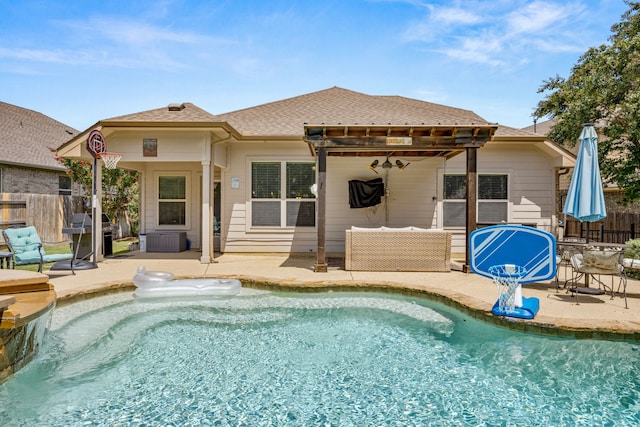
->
xmin=488 ymin=264 xmax=527 ymax=313
xmin=97 ymin=152 xmax=122 ymax=170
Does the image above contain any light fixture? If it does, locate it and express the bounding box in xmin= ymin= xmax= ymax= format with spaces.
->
xmin=367 ymin=156 xmax=410 ymax=173
xmin=367 ymin=159 xmax=379 ymax=174
xmin=395 ymin=159 xmax=410 ymax=172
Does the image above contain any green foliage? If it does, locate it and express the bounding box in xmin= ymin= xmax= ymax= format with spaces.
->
xmin=534 ymin=1 xmax=640 ymax=204
xmin=624 ymin=238 xmax=640 ymax=279
xmin=624 ymin=238 xmax=640 ymax=259
xmin=56 ymin=157 xmax=139 ymax=233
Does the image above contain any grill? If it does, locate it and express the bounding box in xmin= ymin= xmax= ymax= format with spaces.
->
xmin=62 ymin=213 xmax=113 ymax=258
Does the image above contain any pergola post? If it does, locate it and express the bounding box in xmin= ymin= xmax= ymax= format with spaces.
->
xmin=314 ymin=147 xmax=328 ymax=272
xmin=465 ymin=147 xmax=478 ymax=271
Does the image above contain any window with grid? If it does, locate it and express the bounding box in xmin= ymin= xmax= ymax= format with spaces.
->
xmin=251 ymin=161 xmax=316 ymax=227
xmin=443 ymin=174 xmax=508 ymax=227
xmin=158 ymin=175 xmax=186 ymax=226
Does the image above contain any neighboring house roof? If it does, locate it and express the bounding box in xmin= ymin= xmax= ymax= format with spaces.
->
xmin=0 ymin=101 xmax=78 ymax=170
xmin=494 ymin=124 xmax=537 ymax=137
xmin=521 ymin=118 xmax=579 ymax=156
xmin=521 ymin=118 xmax=557 ymax=135
xmin=211 ymin=87 xmax=494 ymax=137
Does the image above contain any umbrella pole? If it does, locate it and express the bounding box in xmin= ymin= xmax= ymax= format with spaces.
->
xmin=586 ymin=222 xmax=589 ymax=243
xmin=585 ymin=222 xmax=591 ymax=286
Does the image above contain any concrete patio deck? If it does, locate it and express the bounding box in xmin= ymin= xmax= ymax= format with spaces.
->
xmin=46 ymin=250 xmax=640 ymax=340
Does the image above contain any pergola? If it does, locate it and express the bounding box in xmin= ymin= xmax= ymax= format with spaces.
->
xmin=304 ymin=124 xmax=499 ymax=272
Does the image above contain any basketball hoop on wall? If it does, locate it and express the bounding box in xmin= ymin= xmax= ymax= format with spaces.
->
xmin=97 ymin=152 xmax=122 ymax=170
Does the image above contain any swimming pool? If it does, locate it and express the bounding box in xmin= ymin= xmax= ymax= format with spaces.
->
xmin=1 ymin=289 xmax=639 ymax=426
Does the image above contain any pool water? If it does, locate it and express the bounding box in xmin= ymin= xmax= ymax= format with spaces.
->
xmin=1 ymin=290 xmax=640 ymax=426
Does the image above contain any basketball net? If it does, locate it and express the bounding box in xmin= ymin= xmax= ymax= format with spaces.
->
xmin=488 ymin=264 xmax=527 ymax=313
xmin=97 ymin=152 xmax=122 ymax=170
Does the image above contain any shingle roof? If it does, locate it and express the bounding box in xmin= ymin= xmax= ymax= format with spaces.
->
xmin=105 ymin=102 xmax=218 ymax=123
xmin=211 ymin=87 xmax=494 ymax=136
xmin=0 ymin=101 xmax=78 ymax=169
xmin=494 ymin=124 xmax=537 ymax=137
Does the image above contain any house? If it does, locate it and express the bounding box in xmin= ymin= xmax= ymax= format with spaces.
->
xmin=0 ymin=101 xmax=80 ymax=243
xmin=56 ymin=87 xmax=575 ymax=267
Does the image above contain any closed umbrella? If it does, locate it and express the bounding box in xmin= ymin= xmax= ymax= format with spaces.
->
xmin=563 ymin=124 xmax=606 ymax=241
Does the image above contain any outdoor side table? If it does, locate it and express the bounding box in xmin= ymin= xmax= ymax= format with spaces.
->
xmin=0 ymin=251 xmax=13 ymax=269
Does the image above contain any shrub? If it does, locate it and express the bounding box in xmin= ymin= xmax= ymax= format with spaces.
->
xmin=624 ymin=239 xmax=640 ymax=279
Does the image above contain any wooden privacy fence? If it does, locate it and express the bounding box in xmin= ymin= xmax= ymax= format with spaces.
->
xmin=1 ymin=193 xmax=79 ymax=246
xmin=0 ymin=200 xmax=26 ymax=228
xmin=563 ymin=214 xmax=639 ymax=243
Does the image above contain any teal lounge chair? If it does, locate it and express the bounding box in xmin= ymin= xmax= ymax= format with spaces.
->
xmin=2 ymin=226 xmax=73 ymax=273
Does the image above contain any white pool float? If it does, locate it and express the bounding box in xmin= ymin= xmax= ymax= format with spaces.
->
xmin=133 ymin=265 xmax=241 ymax=298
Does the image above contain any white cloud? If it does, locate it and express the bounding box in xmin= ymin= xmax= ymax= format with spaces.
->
xmin=506 ymin=1 xmax=577 ymax=35
xmin=432 ymin=7 xmax=482 ymax=25
xmin=405 ymin=1 xmax=590 ymax=67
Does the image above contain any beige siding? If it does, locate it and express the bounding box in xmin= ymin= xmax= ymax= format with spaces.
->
xmin=222 ymin=140 xmax=443 ymax=253
xmin=108 ymin=130 xmax=211 ymax=162
xmin=445 ymin=143 xmax=556 ymax=253
xmin=222 ymin=140 xmax=316 ymax=253
xmin=324 ymin=156 xmax=442 ymax=252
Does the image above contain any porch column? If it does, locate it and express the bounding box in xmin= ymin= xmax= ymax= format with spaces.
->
xmin=94 ymin=159 xmax=104 ymax=262
xmin=200 ymin=159 xmax=212 ymax=264
xmin=465 ymin=147 xmax=478 ymax=270
xmin=314 ymin=147 xmax=328 ymax=272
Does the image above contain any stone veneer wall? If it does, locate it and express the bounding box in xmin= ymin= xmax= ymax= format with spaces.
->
xmin=0 ymin=302 xmax=54 ymax=383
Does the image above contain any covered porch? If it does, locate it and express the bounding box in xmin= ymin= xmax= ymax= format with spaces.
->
xmin=304 ymin=124 xmax=498 ymax=272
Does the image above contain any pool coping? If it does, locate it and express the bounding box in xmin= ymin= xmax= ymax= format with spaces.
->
xmin=53 ymin=277 xmax=640 ymax=342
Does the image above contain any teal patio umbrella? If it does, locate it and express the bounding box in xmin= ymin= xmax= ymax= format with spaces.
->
xmin=563 ymin=124 xmax=606 ymax=241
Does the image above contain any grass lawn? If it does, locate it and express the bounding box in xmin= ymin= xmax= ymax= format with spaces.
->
xmin=11 ymin=238 xmax=137 ymax=272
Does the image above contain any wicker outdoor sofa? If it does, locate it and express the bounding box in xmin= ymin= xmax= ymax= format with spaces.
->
xmin=345 ymin=227 xmax=452 ymax=272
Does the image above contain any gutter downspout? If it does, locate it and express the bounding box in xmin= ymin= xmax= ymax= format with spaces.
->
xmin=555 ymin=167 xmax=570 ymax=239
xmin=206 ymin=133 xmax=232 ymax=263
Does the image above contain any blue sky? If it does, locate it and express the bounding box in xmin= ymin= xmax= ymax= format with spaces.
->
xmin=0 ymin=0 xmax=629 ymax=131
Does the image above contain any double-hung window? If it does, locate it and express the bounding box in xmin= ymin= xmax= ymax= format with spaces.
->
xmin=251 ymin=161 xmax=316 ymax=228
xmin=158 ymin=175 xmax=187 ymax=226
xmin=443 ymin=174 xmax=508 ymax=227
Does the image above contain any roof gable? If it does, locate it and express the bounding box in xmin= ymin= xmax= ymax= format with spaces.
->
xmin=0 ymin=102 xmax=78 ymax=170
xmin=105 ymin=102 xmax=218 ymax=123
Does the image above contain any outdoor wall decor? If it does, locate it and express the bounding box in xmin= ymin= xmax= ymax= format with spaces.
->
xmin=143 ymin=138 xmax=157 ymax=157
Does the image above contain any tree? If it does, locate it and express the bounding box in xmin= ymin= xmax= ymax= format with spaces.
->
xmin=57 ymin=157 xmax=139 ymax=235
xmin=534 ymin=1 xmax=640 ymax=204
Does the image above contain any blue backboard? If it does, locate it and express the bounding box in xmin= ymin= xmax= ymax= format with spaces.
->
xmin=469 ymin=225 xmax=556 ymax=284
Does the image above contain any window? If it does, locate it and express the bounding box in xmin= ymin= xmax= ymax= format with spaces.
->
xmin=59 ymin=175 xmax=72 ymax=196
xmin=158 ymin=175 xmax=186 ymax=226
xmin=443 ymin=174 xmax=508 ymax=227
xmin=251 ymin=161 xmax=316 ymax=227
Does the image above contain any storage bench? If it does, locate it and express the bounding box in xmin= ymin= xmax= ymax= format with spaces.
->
xmin=146 ymin=232 xmax=187 ymax=253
